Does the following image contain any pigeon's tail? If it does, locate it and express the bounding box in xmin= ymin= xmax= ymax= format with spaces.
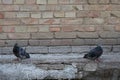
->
xmin=14 ymin=43 xmax=18 ymax=47
xmin=80 ymin=51 xmax=89 ymax=58
xmin=83 ymin=54 xmax=88 ymax=58
xmin=25 ymin=53 xmax=30 ymax=58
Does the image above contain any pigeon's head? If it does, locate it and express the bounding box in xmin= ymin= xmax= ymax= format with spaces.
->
xmin=83 ymin=54 xmax=88 ymax=58
xmin=14 ymin=43 xmax=18 ymax=47
xmin=96 ymin=46 xmax=103 ymax=51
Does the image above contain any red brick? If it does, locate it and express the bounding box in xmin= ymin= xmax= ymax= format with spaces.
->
xmin=44 ymin=19 xmax=57 ymax=24
xmin=96 ymin=39 xmax=117 ymax=45
xmin=110 ymin=11 xmax=120 ymax=18
xmin=115 ymin=25 xmax=120 ymax=31
xmin=103 ymin=25 xmax=114 ymax=31
xmin=15 ymin=26 xmax=27 ymax=32
xmin=87 ymin=11 xmax=100 ymax=18
xmin=61 ymin=39 xmax=73 ymax=45
xmin=0 ymin=19 xmax=20 ymax=25
xmin=84 ymin=18 xmax=104 ymax=25
xmin=21 ymin=18 xmax=39 ymax=24
xmin=54 ymin=11 xmax=65 ymax=18
xmin=55 ymin=32 xmax=76 ymax=38
xmin=61 ymin=5 xmax=83 ymax=11
xmin=77 ymin=32 xmax=98 ymax=39
xmin=3 ymin=26 xmax=15 ymax=32
xmin=0 ymin=5 xmax=19 ymax=11
xmin=75 ymin=26 xmax=85 ymax=31
xmin=42 ymin=12 xmax=53 ymax=18
xmin=37 ymin=0 xmax=47 ymax=4
xmin=0 ymin=33 xmax=7 ymax=39
xmin=103 ymin=39 xmax=117 ymax=45
xmin=65 ymin=12 xmax=76 ymax=18
xmin=39 ymin=25 xmax=49 ymax=32
xmin=76 ymin=25 xmax=96 ymax=32
xmin=99 ymin=31 xmax=119 ymax=38
xmin=99 ymin=0 xmax=109 ymax=4
xmin=31 ymin=33 xmax=53 ymax=39
xmin=0 ymin=13 xmax=4 ymax=19
xmin=39 ymin=40 xmax=51 ymax=46
xmin=25 ymin=0 xmax=36 ymax=4
xmin=84 ymin=26 xmax=96 ymax=32
xmin=20 ymin=5 xmax=39 ymax=11
xmin=0 ymin=40 xmax=5 ymax=47
xmin=29 ymin=40 xmax=39 ymax=46
xmin=84 ymin=39 xmax=98 ymax=45
xmin=50 ymin=27 xmax=61 ymax=32
xmin=50 ymin=39 xmax=73 ymax=46
xmin=27 ymin=26 xmax=38 ymax=32
xmin=70 ymin=0 xmax=87 ymax=4
xmin=111 ymin=0 xmax=120 ymax=4
xmin=5 ymin=40 xmax=17 ymax=46
xmin=16 ymin=12 xmax=29 ymax=18
xmin=8 ymin=33 xmax=30 ymax=39
xmin=62 ymin=25 xmax=85 ymax=32
xmin=0 ymin=26 xmax=2 ymax=32
xmin=58 ymin=0 xmax=70 ymax=4
xmin=106 ymin=17 xmax=120 ymax=24
xmin=4 ymin=12 xmax=16 ymax=18
xmin=39 ymin=19 xmax=60 ymax=25
xmin=76 ymin=11 xmax=87 ymax=18
xmin=45 ymin=5 xmax=61 ymax=11
xmin=72 ymin=39 xmax=85 ymax=45
xmin=96 ymin=25 xmax=103 ymax=31
xmin=88 ymin=0 xmax=98 ymax=4
xmin=14 ymin=0 xmax=24 ymax=4
xmin=84 ymin=5 xmax=110 ymax=10
xmin=50 ymin=39 xmax=61 ymax=45
xmin=108 ymin=5 xmax=120 ymax=10
xmin=61 ymin=18 xmax=83 ymax=24
xmin=16 ymin=40 xmax=28 ymax=46
xmin=100 ymin=11 xmax=110 ymax=18
xmin=48 ymin=0 xmax=58 ymax=4
xmin=2 ymin=0 xmax=13 ymax=4
xmin=62 ymin=25 xmax=75 ymax=32
xmin=77 ymin=11 xmax=100 ymax=18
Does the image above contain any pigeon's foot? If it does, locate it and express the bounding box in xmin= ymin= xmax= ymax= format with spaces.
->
xmin=13 ymin=58 xmax=20 ymax=61
xmin=95 ymin=58 xmax=102 ymax=63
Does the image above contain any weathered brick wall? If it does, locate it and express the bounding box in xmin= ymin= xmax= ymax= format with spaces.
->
xmin=0 ymin=0 xmax=120 ymax=47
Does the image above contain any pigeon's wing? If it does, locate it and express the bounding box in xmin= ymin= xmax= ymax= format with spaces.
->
xmin=89 ymin=47 xmax=103 ymax=59
xmin=13 ymin=52 xmax=20 ymax=58
xmin=19 ymin=48 xmax=30 ymax=59
xmin=84 ymin=46 xmax=103 ymax=60
xmin=96 ymin=50 xmax=103 ymax=58
xmin=25 ymin=52 xmax=30 ymax=58
xmin=87 ymin=51 xmax=98 ymax=60
xmin=18 ymin=48 xmax=25 ymax=59
xmin=13 ymin=45 xmax=20 ymax=58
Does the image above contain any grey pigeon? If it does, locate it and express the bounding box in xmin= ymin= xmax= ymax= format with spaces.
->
xmin=13 ymin=43 xmax=30 ymax=60
xmin=83 ymin=45 xmax=103 ymax=61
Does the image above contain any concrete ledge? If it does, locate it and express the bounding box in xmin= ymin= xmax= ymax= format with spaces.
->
xmin=0 ymin=53 xmax=120 ymax=63
xmin=0 ymin=53 xmax=120 ymax=80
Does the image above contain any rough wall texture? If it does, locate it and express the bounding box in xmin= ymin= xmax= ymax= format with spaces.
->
xmin=0 ymin=0 xmax=120 ymax=47
xmin=0 ymin=1 xmax=120 ymax=79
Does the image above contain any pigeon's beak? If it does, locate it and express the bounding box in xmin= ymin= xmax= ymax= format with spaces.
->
xmin=83 ymin=54 xmax=87 ymax=58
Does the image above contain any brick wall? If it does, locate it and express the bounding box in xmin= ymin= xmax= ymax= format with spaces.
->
xmin=0 ymin=0 xmax=120 ymax=46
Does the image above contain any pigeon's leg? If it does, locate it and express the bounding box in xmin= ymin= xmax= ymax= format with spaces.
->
xmin=95 ymin=58 xmax=102 ymax=62
xmin=13 ymin=58 xmax=20 ymax=61
xmin=96 ymin=58 xmax=100 ymax=62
